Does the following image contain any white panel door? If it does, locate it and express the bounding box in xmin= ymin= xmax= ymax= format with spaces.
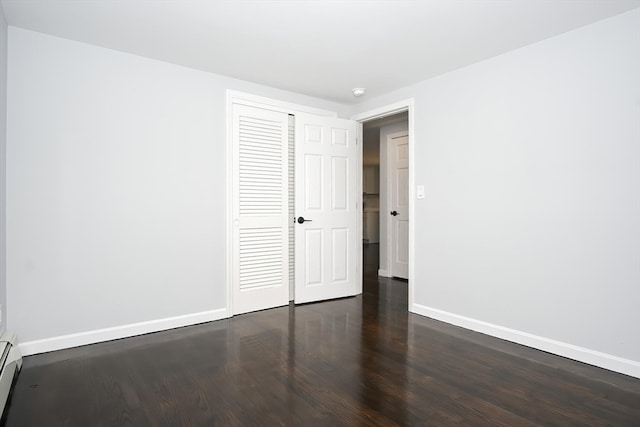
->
xmin=295 ymin=114 xmax=359 ymax=303
xmin=390 ymin=134 xmax=409 ymax=279
xmin=232 ymin=104 xmax=289 ymax=314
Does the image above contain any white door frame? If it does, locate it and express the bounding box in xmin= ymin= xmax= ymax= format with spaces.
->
xmin=350 ymin=99 xmax=415 ymax=309
xmin=225 ymin=90 xmax=338 ymax=315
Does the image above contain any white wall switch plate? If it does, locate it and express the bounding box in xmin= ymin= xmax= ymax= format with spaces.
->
xmin=416 ymin=185 xmax=425 ymax=199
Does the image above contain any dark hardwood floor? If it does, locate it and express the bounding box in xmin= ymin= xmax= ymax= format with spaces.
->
xmin=3 ymin=243 xmax=640 ymax=426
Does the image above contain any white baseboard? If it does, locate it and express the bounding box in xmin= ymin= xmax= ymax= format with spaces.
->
xmin=378 ymin=269 xmax=390 ymax=277
xmin=411 ymin=303 xmax=640 ymax=379
xmin=19 ymin=308 xmax=229 ymax=356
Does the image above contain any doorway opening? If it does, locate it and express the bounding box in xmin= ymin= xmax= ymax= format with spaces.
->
xmin=361 ymin=111 xmax=409 ymax=279
xmin=352 ymin=99 xmax=414 ymax=310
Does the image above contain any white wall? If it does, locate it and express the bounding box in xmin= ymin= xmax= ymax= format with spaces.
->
xmin=0 ymin=5 xmax=7 ymax=335
xmin=6 ymin=27 xmax=347 ymax=350
xmin=377 ymin=122 xmax=408 ymax=277
xmin=351 ymin=9 xmax=640 ymax=377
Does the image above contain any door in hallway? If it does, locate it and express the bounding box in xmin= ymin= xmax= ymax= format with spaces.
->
xmin=389 ymin=134 xmax=408 ymax=279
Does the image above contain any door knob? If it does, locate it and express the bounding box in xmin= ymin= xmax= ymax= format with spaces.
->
xmin=390 ymin=211 xmax=398 ymax=216
xmin=297 ymin=217 xmax=312 ymax=224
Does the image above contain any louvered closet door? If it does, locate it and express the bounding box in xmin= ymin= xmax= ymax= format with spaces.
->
xmin=232 ymin=104 xmax=289 ymax=315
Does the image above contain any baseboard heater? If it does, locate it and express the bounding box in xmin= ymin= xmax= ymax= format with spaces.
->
xmin=0 ymin=331 xmax=22 ymax=420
